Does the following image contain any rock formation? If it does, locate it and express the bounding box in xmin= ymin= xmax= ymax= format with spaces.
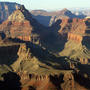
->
xmin=0 ymin=2 xmax=89 ymax=90
xmin=31 ymin=8 xmax=86 ymax=26
xmin=0 ymin=5 xmax=42 ymax=42
xmin=59 ymin=18 xmax=90 ymax=64
xmin=0 ymin=2 xmax=20 ymax=23
xmin=61 ymin=73 xmax=75 ymax=90
xmin=17 ymin=72 xmax=76 ymax=90
xmin=59 ymin=18 xmax=86 ymax=35
xmin=68 ymin=33 xmax=83 ymax=43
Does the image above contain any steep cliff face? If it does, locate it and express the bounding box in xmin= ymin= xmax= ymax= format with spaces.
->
xmin=57 ymin=18 xmax=88 ymax=43
xmin=0 ymin=5 xmax=42 ymax=42
xmin=68 ymin=33 xmax=83 ymax=43
xmin=59 ymin=18 xmax=86 ymax=35
xmin=59 ymin=18 xmax=90 ymax=63
xmin=65 ymin=18 xmax=90 ymax=48
xmin=51 ymin=18 xmax=86 ymax=44
xmin=0 ymin=2 xmax=20 ymax=23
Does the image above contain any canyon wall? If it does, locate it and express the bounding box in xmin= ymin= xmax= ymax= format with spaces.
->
xmin=59 ymin=18 xmax=86 ymax=34
xmin=17 ymin=72 xmax=75 ymax=90
xmin=0 ymin=8 xmax=33 ymax=41
xmin=60 ymin=18 xmax=90 ymax=64
xmin=68 ymin=33 xmax=83 ymax=43
xmin=0 ymin=2 xmax=20 ymax=23
xmin=0 ymin=20 xmax=32 ymax=41
xmin=18 ymin=71 xmax=89 ymax=90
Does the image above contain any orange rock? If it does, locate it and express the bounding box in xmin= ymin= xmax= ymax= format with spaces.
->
xmin=68 ymin=32 xmax=83 ymax=43
xmin=80 ymin=58 xmax=88 ymax=64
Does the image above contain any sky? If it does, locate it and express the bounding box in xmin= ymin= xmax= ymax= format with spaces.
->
xmin=1 ymin=0 xmax=90 ymax=10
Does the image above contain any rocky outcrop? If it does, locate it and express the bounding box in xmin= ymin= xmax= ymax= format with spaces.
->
xmin=57 ymin=18 xmax=86 ymax=43
xmin=61 ymin=73 xmax=75 ymax=90
xmin=0 ymin=5 xmax=45 ymax=42
xmin=19 ymin=71 xmax=90 ymax=90
xmin=79 ymin=58 xmax=89 ymax=64
xmin=68 ymin=33 xmax=83 ymax=43
xmin=59 ymin=18 xmax=86 ymax=35
xmin=17 ymin=72 xmax=75 ymax=90
xmin=0 ymin=2 xmax=20 ymax=23
xmin=0 ymin=20 xmax=32 ymax=41
xmin=0 ymin=6 xmax=34 ymax=41
xmin=59 ymin=18 xmax=90 ymax=63
xmin=18 ymin=72 xmax=49 ymax=82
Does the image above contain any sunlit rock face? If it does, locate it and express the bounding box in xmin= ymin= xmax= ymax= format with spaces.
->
xmin=0 ymin=5 xmax=45 ymax=42
xmin=0 ymin=5 xmax=33 ymax=41
xmin=58 ymin=18 xmax=90 ymax=62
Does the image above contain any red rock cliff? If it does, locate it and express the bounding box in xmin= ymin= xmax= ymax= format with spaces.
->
xmin=68 ymin=32 xmax=83 ymax=43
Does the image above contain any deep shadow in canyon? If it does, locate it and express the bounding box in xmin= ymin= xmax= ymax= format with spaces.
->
xmin=0 ymin=72 xmax=21 ymax=90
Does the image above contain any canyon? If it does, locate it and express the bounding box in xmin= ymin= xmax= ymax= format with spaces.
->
xmin=31 ymin=8 xmax=86 ymax=26
xmin=0 ymin=2 xmax=90 ymax=90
